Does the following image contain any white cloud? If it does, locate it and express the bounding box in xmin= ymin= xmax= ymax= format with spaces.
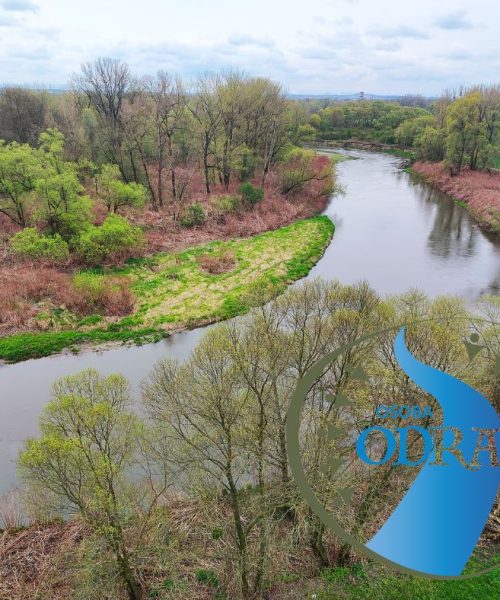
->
xmin=0 ymin=0 xmax=497 ymax=95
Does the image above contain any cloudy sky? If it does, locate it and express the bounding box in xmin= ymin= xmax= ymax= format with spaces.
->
xmin=0 ymin=0 xmax=498 ymax=95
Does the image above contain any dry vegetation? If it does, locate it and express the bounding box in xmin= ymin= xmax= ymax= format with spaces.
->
xmin=412 ymin=161 xmax=500 ymax=233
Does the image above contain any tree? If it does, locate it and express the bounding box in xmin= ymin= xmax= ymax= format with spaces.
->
xmin=19 ymin=369 xmax=169 ymax=600
xmin=143 ymin=72 xmax=188 ymax=207
xmin=445 ymin=92 xmax=484 ymax=173
xmin=0 ymin=140 xmax=39 ymax=226
xmin=73 ymin=58 xmax=135 ymax=180
xmin=0 ymin=87 xmax=48 ymax=145
xmin=35 ymin=129 xmax=93 ymax=238
xmin=76 ymin=214 xmax=145 ymax=265
xmin=97 ymin=164 xmax=147 ymax=213
xmin=143 ymin=332 xmax=254 ymax=596
xmin=415 ymin=126 xmax=446 ymax=161
xmin=189 ymin=73 xmax=222 ymax=194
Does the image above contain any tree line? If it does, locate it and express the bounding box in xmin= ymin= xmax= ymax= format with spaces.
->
xmin=0 ymin=58 xmax=333 ymax=266
xmin=304 ymin=85 xmax=500 ymax=174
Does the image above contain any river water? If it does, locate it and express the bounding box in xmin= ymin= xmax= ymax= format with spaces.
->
xmin=1 ymin=149 xmax=499 ymax=493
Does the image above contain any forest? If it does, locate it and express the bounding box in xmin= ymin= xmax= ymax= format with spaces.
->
xmin=307 ymin=86 xmax=500 ymax=173
xmin=0 ymin=59 xmax=335 ymax=360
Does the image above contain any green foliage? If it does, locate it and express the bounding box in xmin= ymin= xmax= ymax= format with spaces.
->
xmin=395 ymin=115 xmax=435 ymax=148
xmin=239 ymin=181 xmax=264 ymax=206
xmin=313 ymin=100 xmax=431 ymax=144
xmin=35 ymin=129 xmax=94 ymax=239
xmin=211 ymin=194 xmax=241 ymax=216
xmin=0 ymin=140 xmax=39 ymax=226
xmin=76 ymin=214 xmax=145 ymax=265
xmin=195 ymin=569 xmax=220 ymax=588
xmin=97 ymin=164 xmax=147 ymax=213
xmin=10 ymin=227 xmax=69 ymax=262
xmin=415 ymin=126 xmax=446 ymax=161
xmin=180 ymin=202 xmax=206 ymax=227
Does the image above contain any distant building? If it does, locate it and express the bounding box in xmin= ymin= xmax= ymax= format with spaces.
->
xmin=359 ymin=91 xmax=365 ymax=101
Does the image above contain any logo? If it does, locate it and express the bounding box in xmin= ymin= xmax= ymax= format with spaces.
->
xmin=286 ymin=321 xmax=500 ymax=579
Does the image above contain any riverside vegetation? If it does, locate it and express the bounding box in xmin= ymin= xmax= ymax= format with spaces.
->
xmin=0 ymin=60 xmax=337 ymax=360
xmin=0 ymin=280 xmax=498 ymax=599
xmin=303 ymin=85 xmax=500 ymax=232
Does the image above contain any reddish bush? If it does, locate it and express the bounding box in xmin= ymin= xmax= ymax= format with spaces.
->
xmin=0 ymin=267 xmax=73 ymax=329
xmin=0 ymin=266 xmax=135 ymax=331
xmin=197 ymin=251 xmax=236 ymax=274
xmin=70 ymin=275 xmax=135 ymax=317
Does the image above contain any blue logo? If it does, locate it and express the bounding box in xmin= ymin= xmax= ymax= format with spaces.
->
xmin=286 ymin=324 xmax=500 ymax=579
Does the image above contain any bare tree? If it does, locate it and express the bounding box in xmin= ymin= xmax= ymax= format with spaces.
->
xmin=72 ymin=58 xmax=135 ymax=180
xmin=0 ymin=87 xmax=48 ymax=145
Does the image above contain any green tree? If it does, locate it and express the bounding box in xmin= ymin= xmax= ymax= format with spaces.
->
xmin=76 ymin=213 xmax=145 ymax=264
xmin=35 ymin=129 xmax=93 ymax=238
xmin=415 ymin=126 xmax=446 ymax=161
xmin=19 ymin=369 xmax=169 ymax=600
xmin=97 ymin=163 xmax=147 ymax=213
xmin=10 ymin=227 xmax=70 ymax=263
xmin=0 ymin=140 xmax=39 ymax=227
xmin=445 ymin=92 xmax=485 ymax=173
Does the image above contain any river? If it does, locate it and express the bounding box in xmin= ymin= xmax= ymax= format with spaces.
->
xmin=1 ymin=149 xmax=499 ymax=493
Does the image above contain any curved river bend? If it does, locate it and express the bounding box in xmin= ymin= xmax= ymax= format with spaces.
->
xmin=1 ymin=149 xmax=499 ymax=493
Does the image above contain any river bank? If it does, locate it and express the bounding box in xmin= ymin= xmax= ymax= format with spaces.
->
xmin=0 ymin=216 xmax=334 ymax=363
xmin=411 ymin=161 xmax=500 ymax=235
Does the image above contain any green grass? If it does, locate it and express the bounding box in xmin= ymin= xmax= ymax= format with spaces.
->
xmin=310 ymin=562 xmax=500 ymax=600
xmin=0 ymin=217 xmax=334 ymax=363
xmin=0 ymin=329 xmax=166 ymax=363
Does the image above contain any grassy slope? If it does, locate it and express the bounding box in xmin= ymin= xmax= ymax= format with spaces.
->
xmin=0 ymin=216 xmax=334 ymax=363
xmin=309 ymin=562 xmax=500 ymax=600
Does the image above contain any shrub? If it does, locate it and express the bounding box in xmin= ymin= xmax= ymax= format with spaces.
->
xmin=239 ymin=182 xmax=264 ymax=206
xmin=197 ymin=251 xmax=236 ymax=274
xmin=76 ymin=214 xmax=144 ymax=265
xmin=71 ymin=273 xmax=135 ymax=316
xmin=212 ymin=195 xmax=241 ymax=214
xmin=181 ymin=203 xmax=206 ymax=227
xmin=0 ymin=266 xmax=73 ymax=328
xmin=10 ymin=228 xmax=70 ymax=263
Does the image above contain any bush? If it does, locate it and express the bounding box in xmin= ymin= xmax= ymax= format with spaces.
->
xmin=76 ymin=214 xmax=144 ymax=265
xmin=212 ymin=195 xmax=241 ymax=214
xmin=197 ymin=251 xmax=236 ymax=274
xmin=181 ymin=203 xmax=206 ymax=227
xmin=239 ymin=182 xmax=264 ymax=206
xmin=10 ymin=228 xmax=70 ymax=263
xmin=71 ymin=272 xmax=135 ymax=316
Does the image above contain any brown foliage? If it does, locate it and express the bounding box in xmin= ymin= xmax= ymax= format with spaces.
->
xmin=70 ymin=276 xmax=136 ymax=317
xmin=196 ymin=251 xmax=236 ymax=274
xmin=413 ymin=161 xmax=500 ymax=232
xmin=0 ymin=266 xmax=135 ymax=332
xmin=0 ymin=521 xmax=85 ymax=600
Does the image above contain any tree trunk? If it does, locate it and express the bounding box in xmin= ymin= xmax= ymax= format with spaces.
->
xmin=203 ymin=134 xmax=211 ymax=194
xmin=228 ymin=479 xmax=250 ymax=597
